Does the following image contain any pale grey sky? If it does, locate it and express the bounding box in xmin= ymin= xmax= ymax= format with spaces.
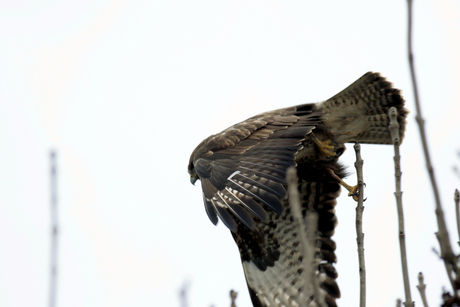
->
xmin=1 ymin=1 xmax=460 ymax=306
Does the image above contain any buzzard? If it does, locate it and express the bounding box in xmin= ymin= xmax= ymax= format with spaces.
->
xmin=188 ymin=72 xmax=407 ymax=307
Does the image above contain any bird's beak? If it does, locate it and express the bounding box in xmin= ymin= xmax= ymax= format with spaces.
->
xmin=190 ymin=176 xmax=197 ymax=185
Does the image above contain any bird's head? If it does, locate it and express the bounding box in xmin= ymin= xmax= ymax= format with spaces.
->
xmin=189 ymin=137 xmax=212 ymax=185
xmin=188 ymin=155 xmax=200 ymax=185
xmin=188 ymin=165 xmax=199 ymax=185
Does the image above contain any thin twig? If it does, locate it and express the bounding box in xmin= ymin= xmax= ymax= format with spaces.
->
xmin=49 ymin=151 xmax=58 ymax=307
xmin=179 ymin=280 xmax=190 ymax=307
xmin=305 ymin=211 xmax=322 ymax=306
xmin=407 ymin=0 xmax=459 ymax=293
xmin=230 ymin=290 xmax=237 ymax=307
xmin=453 ymin=166 xmax=460 ymax=181
xmin=389 ymin=107 xmax=413 ymax=307
xmin=455 ymin=189 xmax=460 ymax=246
xmin=286 ymin=167 xmax=326 ymax=307
xmin=416 ymin=272 xmax=429 ymax=307
xmin=353 ymin=143 xmax=366 ymax=307
xmin=397 ymin=299 xmax=402 ymax=307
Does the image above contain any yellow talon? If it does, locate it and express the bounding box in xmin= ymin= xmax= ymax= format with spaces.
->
xmin=328 ymin=169 xmax=360 ymax=201
xmin=337 ymin=178 xmax=359 ymax=201
xmin=346 ymin=185 xmax=360 ymax=202
xmin=311 ymin=133 xmax=336 ymax=158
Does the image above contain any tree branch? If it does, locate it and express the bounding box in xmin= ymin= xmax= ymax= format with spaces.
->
xmin=389 ymin=107 xmax=413 ymax=307
xmin=416 ymin=272 xmax=429 ymax=307
xmin=179 ymin=280 xmax=190 ymax=307
xmin=406 ymin=0 xmax=459 ymax=294
xmin=353 ymin=143 xmax=366 ymax=307
xmin=49 ymin=151 xmax=58 ymax=307
xmin=230 ymin=290 xmax=237 ymax=307
xmin=455 ymin=189 xmax=460 ymax=246
xmin=286 ymin=167 xmax=326 ymax=307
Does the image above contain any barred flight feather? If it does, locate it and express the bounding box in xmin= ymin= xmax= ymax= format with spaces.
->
xmin=188 ymin=72 xmax=408 ymax=306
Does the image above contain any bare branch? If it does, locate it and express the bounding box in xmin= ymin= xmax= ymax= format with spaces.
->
xmin=286 ymin=167 xmax=326 ymax=307
xmin=455 ymin=189 xmax=460 ymax=246
xmin=453 ymin=166 xmax=460 ymax=181
xmin=389 ymin=107 xmax=413 ymax=307
xmin=396 ymin=299 xmax=402 ymax=307
xmin=353 ymin=143 xmax=366 ymax=307
xmin=179 ymin=280 xmax=190 ymax=307
xmin=49 ymin=151 xmax=58 ymax=307
xmin=436 ymin=233 xmax=456 ymax=291
xmin=230 ymin=290 xmax=237 ymax=307
xmin=406 ymin=0 xmax=459 ymax=293
xmin=416 ymin=272 xmax=429 ymax=307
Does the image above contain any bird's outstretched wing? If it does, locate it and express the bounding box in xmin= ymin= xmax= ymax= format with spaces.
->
xmin=190 ymin=104 xmax=324 ymax=231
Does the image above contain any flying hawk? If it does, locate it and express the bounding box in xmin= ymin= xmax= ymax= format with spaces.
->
xmin=188 ymin=72 xmax=407 ymax=307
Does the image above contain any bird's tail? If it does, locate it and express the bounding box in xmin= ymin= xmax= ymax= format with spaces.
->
xmin=316 ymin=72 xmax=408 ymax=145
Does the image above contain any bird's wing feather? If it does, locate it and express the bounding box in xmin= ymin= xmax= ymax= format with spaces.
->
xmin=193 ymin=104 xmax=323 ymax=230
xmin=236 ymin=181 xmax=342 ymax=307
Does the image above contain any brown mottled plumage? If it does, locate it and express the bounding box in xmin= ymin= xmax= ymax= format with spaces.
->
xmin=188 ymin=72 xmax=408 ymax=307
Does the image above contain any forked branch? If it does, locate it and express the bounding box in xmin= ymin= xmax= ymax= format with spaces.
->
xmin=406 ymin=0 xmax=459 ymax=295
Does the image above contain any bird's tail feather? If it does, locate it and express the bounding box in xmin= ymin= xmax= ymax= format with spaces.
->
xmin=316 ymin=72 xmax=408 ymax=144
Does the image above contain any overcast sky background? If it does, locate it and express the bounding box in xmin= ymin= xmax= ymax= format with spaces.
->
xmin=1 ymin=1 xmax=460 ymax=306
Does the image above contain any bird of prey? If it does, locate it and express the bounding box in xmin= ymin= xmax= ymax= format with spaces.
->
xmin=188 ymin=72 xmax=407 ymax=307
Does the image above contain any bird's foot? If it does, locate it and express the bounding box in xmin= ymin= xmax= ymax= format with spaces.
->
xmin=341 ymin=181 xmax=367 ymax=202
xmin=311 ymin=133 xmax=338 ymax=159
xmin=327 ymin=169 xmax=362 ymax=202
xmin=346 ymin=185 xmax=360 ymax=202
